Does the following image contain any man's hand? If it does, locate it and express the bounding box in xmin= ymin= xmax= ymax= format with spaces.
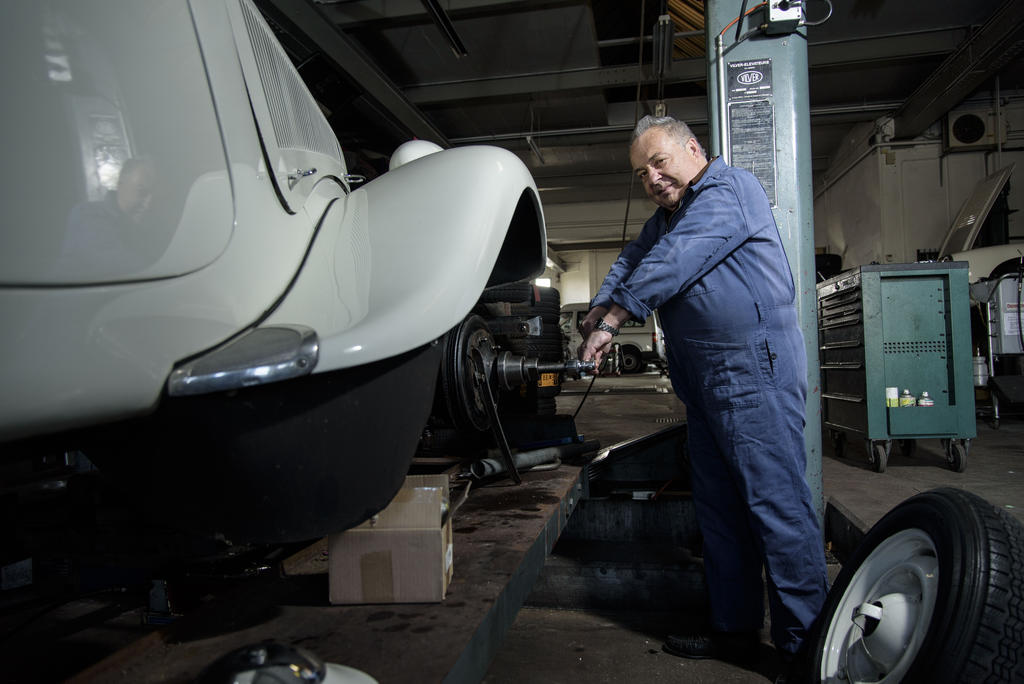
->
xmin=579 ymin=328 xmax=614 ymax=366
xmin=577 ymin=303 xmax=633 ymax=368
xmin=577 ymin=305 xmax=609 ymax=364
xmin=578 ymin=306 xmax=608 ymax=340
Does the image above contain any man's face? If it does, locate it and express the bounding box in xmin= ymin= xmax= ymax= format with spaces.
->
xmin=630 ymin=128 xmax=707 ymax=210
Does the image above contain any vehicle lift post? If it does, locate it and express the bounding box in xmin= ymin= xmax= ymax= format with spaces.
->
xmin=705 ymin=0 xmax=824 ymax=520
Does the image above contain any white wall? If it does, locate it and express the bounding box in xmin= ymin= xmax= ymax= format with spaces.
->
xmin=543 ymin=249 xmax=622 ymax=308
xmin=543 ymin=199 xmax=656 ymax=245
xmin=814 ymin=142 xmax=884 ymax=268
xmin=539 ymin=196 xmax=655 ymax=307
xmin=813 ymin=99 xmax=1024 ymax=269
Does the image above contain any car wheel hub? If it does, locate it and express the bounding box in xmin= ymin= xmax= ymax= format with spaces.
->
xmin=821 ymin=529 xmax=939 ymax=682
xmin=440 ymin=316 xmax=497 ymax=432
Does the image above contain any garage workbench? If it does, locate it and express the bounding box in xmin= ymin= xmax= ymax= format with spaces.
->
xmin=69 ymin=466 xmax=585 ymax=683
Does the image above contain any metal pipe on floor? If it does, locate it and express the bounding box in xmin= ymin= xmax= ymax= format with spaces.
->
xmin=469 ymin=440 xmax=600 ymax=479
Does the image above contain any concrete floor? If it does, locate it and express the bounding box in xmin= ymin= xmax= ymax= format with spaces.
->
xmin=483 ymin=370 xmax=1024 ymax=683
xmin=485 ymin=607 xmax=780 ymax=683
xmin=10 ymin=369 xmax=1016 ymax=682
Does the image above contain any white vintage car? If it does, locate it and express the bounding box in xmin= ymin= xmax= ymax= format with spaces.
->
xmin=0 ymin=0 xmax=547 ymax=541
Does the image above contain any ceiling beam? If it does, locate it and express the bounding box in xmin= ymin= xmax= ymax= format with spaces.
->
xmin=807 ymin=28 xmax=966 ymax=68
xmin=420 ymin=0 xmax=469 ymax=57
xmin=893 ymin=0 xmax=1024 ymax=138
xmin=263 ymin=0 xmax=450 ymax=146
xmin=546 ymin=247 xmax=566 ymax=272
xmin=548 ymin=239 xmax=633 ymax=252
xmin=314 ymin=0 xmax=562 ymax=26
xmin=450 ymin=99 xmax=899 ymax=145
xmin=404 ymin=60 xmax=707 ymax=104
xmin=402 ymin=29 xmax=970 ymax=105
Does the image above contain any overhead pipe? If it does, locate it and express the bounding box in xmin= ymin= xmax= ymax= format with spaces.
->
xmin=450 ymin=101 xmax=899 ymax=145
xmin=597 ymin=29 xmax=703 ymax=48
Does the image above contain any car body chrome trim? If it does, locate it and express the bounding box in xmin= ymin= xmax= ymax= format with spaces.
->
xmin=167 ymin=325 xmax=319 ymax=397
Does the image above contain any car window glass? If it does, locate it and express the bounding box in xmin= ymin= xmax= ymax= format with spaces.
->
xmin=0 ymin=1 xmax=232 ymax=285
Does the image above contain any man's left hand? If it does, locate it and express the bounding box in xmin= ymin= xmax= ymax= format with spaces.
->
xmin=579 ymin=329 xmax=614 ymax=366
xmin=578 ymin=302 xmax=633 ymax=368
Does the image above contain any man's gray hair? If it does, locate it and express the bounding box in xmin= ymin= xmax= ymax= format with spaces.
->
xmin=632 ymin=115 xmax=705 ymax=157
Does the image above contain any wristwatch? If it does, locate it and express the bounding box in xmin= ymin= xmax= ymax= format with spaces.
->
xmin=594 ymin=318 xmax=619 ymax=336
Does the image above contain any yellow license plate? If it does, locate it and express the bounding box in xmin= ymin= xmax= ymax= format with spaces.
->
xmin=537 ymin=372 xmax=559 ymax=388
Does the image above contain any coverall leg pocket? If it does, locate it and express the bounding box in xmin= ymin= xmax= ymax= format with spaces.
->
xmin=683 ymin=336 xmax=765 ymax=411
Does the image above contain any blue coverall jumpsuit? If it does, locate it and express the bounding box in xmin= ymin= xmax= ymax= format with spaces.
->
xmin=591 ymin=157 xmax=828 ymax=655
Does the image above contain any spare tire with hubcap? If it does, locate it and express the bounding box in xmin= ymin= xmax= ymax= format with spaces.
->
xmin=812 ymin=487 xmax=1024 ymax=683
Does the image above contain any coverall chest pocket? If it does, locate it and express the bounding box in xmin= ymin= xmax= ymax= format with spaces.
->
xmin=684 ymin=336 xmax=772 ymax=410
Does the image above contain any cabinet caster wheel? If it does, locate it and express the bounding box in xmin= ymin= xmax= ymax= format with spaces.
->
xmin=871 ymin=442 xmax=889 ymax=473
xmin=945 ymin=440 xmax=968 ymax=473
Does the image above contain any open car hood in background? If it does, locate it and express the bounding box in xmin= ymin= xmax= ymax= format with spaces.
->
xmin=938 ymin=163 xmax=1016 ymax=260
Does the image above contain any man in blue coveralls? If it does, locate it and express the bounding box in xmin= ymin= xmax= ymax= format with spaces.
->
xmin=579 ymin=115 xmax=828 ymax=674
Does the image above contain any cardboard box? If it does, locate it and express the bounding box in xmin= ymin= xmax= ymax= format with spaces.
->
xmin=329 ymin=474 xmax=453 ymax=604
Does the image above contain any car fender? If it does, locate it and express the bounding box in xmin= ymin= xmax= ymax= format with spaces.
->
xmin=266 ymin=145 xmax=546 ymax=370
xmin=0 ymin=164 xmax=317 ymax=442
xmin=948 ymin=244 xmax=1024 ymax=284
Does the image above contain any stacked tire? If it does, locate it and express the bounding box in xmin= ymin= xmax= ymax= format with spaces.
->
xmin=478 ymin=282 xmax=563 ymax=417
xmin=420 ymin=283 xmax=565 ymax=458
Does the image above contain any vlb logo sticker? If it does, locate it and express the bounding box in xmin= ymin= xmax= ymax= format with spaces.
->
xmin=738 ymin=71 xmax=764 ymax=85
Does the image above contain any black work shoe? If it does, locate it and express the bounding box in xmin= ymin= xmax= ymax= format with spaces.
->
xmin=662 ymin=630 xmax=760 ymax=665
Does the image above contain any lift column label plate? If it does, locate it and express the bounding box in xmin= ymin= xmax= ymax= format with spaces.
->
xmin=727 ymin=58 xmax=778 ymax=207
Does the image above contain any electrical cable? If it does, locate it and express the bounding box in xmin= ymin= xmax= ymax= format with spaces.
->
xmin=619 ymin=175 xmax=638 ymax=248
xmin=733 ymin=26 xmax=765 ymax=46
xmin=572 ymin=372 xmax=599 ymax=420
xmin=586 ymin=0 xmax=647 ymax=416
xmin=718 ymin=2 xmax=766 ymax=39
xmin=620 ymin=0 xmax=647 ymax=248
xmin=802 ymin=0 xmax=834 ymax=27
xmin=734 ymin=0 xmax=750 ymax=43
xmin=652 ymin=478 xmax=674 ymax=500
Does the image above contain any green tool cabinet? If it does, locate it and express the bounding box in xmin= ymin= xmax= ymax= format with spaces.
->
xmin=817 ymin=262 xmax=976 ymax=473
